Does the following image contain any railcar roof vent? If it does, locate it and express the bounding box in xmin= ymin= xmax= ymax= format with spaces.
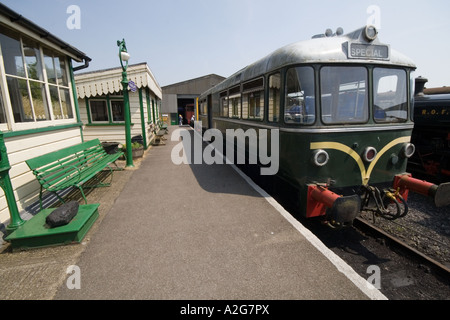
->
xmin=312 ymin=27 xmax=344 ymax=39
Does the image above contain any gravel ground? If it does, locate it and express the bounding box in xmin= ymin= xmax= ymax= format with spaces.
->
xmin=261 ymin=173 xmax=450 ymax=300
xmin=359 ymin=192 xmax=450 ymax=269
xmin=301 ymin=191 xmax=450 ymax=300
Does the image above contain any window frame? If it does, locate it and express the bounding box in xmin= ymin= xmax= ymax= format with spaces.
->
xmin=373 ymin=67 xmax=408 ymax=123
xmin=242 ymin=77 xmax=264 ymax=121
xmin=0 ymin=26 xmax=76 ymax=131
xmin=219 ymin=91 xmax=228 ymax=118
xmin=87 ymin=94 xmax=125 ymax=125
xmin=228 ymin=85 xmax=241 ymax=119
xmin=319 ymin=65 xmax=369 ymax=125
xmin=268 ymin=72 xmax=281 ymax=123
xmin=284 ymin=66 xmax=316 ymax=126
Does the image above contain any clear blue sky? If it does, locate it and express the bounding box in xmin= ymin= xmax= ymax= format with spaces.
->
xmin=2 ymin=0 xmax=449 ymax=88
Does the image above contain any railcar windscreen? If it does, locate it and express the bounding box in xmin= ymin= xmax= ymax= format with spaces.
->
xmin=320 ymin=66 xmax=368 ymax=124
xmin=373 ymin=68 xmax=408 ymax=123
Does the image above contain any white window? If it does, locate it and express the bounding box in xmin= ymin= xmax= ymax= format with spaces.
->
xmin=88 ymin=97 xmax=124 ymax=124
xmin=0 ymin=27 xmax=75 ymax=130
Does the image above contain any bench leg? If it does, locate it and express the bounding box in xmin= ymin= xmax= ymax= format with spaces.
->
xmin=77 ymin=186 xmax=88 ymax=204
xmin=74 ymin=167 xmax=114 ymax=205
xmin=40 ymin=186 xmax=67 ymax=210
xmin=82 ymin=166 xmax=114 ymax=190
xmin=39 ymin=186 xmax=44 ymax=210
xmin=110 ymin=161 xmax=124 ymax=171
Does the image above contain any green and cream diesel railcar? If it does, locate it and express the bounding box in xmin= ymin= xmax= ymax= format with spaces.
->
xmin=198 ymin=26 xmax=450 ymax=226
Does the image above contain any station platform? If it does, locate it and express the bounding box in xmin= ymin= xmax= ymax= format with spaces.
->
xmin=52 ymin=126 xmax=386 ymax=300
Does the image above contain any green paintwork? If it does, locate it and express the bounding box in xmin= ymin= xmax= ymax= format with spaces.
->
xmin=69 ymin=60 xmax=84 ymax=142
xmin=0 ymin=132 xmax=25 ymax=232
xmin=279 ymin=128 xmax=413 ymax=189
xmin=5 ymin=204 xmax=99 ymax=250
xmin=3 ymin=123 xmax=82 ymax=138
xmin=213 ymin=119 xmax=413 ymax=217
xmin=117 ymin=39 xmax=133 ymax=168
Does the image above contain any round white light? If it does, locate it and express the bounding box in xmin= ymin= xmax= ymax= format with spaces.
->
xmin=312 ymin=149 xmax=329 ymax=167
xmin=363 ymin=147 xmax=377 ymax=163
xmin=402 ymin=143 xmax=415 ymax=158
xmin=120 ymin=51 xmax=130 ymax=62
xmin=364 ymin=25 xmax=378 ymax=41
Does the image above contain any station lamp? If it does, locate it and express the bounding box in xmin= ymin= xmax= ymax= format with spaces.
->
xmin=117 ymin=39 xmax=134 ymax=167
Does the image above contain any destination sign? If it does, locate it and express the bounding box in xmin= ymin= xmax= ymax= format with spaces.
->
xmin=348 ymin=43 xmax=389 ymax=60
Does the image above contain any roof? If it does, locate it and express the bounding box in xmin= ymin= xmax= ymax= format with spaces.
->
xmin=0 ymin=3 xmax=91 ymax=64
xmin=162 ymin=74 xmax=226 ymax=90
xmin=162 ymin=74 xmax=226 ymax=95
xmin=203 ymin=26 xmax=416 ymax=96
xmin=75 ymin=63 xmax=162 ymax=99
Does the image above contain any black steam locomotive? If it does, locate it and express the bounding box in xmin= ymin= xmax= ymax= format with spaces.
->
xmin=408 ymin=77 xmax=450 ymax=183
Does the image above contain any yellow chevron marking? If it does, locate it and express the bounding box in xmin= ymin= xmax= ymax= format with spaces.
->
xmin=310 ymin=136 xmax=411 ymax=185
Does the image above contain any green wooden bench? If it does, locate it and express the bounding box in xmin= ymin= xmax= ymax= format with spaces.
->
xmin=157 ymin=120 xmax=168 ymax=133
xmin=26 ymin=139 xmax=124 ymax=210
xmin=152 ymin=128 xmax=166 ymax=146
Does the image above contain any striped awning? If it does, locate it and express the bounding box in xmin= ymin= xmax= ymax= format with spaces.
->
xmin=75 ymin=63 xmax=162 ymax=99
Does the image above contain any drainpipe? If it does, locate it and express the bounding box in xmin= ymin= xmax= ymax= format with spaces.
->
xmin=70 ymin=59 xmax=90 ymax=142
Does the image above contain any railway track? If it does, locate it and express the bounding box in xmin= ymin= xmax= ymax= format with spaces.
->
xmin=276 ymin=191 xmax=450 ymax=300
xmin=303 ymin=213 xmax=450 ymax=299
xmin=241 ymin=163 xmax=450 ymax=299
xmin=353 ymin=217 xmax=450 ymax=281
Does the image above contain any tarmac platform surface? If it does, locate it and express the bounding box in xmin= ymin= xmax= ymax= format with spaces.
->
xmin=1 ymin=126 xmax=387 ymax=300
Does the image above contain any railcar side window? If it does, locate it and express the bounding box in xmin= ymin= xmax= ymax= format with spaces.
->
xmin=220 ymin=91 xmax=228 ymax=117
xmin=320 ymin=66 xmax=368 ymax=124
xmin=285 ymin=67 xmax=315 ymax=124
xmin=268 ymin=73 xmax=281 ymax=122
xmin=200 ymin=100 xmax=207 ymax=115
xmin=242 ymin=78 xmax=264 ymax=120
xmin=373 ymin=68 xmax=407 ymax=122
xmin=229 ymin=85 xmax=241 ymax=118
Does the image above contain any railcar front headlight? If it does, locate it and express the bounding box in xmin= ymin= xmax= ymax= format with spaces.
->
xmin=402 ymin=143 xmax=415 ymax=158
xmin=364 ymin=25 xmax=378 ymax=41
xmin=363 ymin=147 xmax=377 ymax=163
xmin=312 ymin=149 xmax=329 ymax=167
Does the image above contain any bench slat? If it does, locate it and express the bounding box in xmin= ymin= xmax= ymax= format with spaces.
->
xmin=33 ymin=146 xmax=108 ymax=187
xmin=45 ymin=155 xmax=118 ymax=191
xmin=26 ymin=139 xmax=102 ymax=170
